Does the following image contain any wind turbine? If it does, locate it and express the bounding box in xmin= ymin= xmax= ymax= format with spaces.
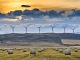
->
xmin=24 ymin=26 xmax=28 ymax=33
xmin=50 ymin=24 xmax=57 ymax=33
xmin=33 ymin=24 xmax=42 ymax=33
xmin=22 ymin=23 xmax=32 ymax=33
xmin=37 ymin=26 xmax=41 ymax=33
xmin=36 ymin=24 xmax=50 ymax=33
xmin=62 ymin=24 xmax=69 ymax=33
xmin=10 ymin=25 xmax=15 ymax=33
xmin=69 ymin=24 xmax=78 ymax=33
xmin=0 ymin=28 xmax=1 ymax=31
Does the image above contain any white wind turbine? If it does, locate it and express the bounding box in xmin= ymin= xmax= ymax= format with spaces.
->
xmin=61 ymin=24 xmax=70 ymax=33
xmin=49 ymin=24 xmax=57 ymax=33
xmin=23 ymin=23 xmax=32 ymax=33
xmin=19 ymin=23 xmax=32 ymax=33
xmin=69 ymin=24 xmax=79 ymax=33
xmin=35 ymin=24 xmax=49 ymax=33
xmin=31 ymin=24 xmax=42 ymax=33
xmin=10 ymin=25 xmax=15 ymax=33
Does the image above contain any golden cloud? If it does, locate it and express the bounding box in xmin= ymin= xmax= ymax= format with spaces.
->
xmin=0 ymin=0 xmax=80 ymax=13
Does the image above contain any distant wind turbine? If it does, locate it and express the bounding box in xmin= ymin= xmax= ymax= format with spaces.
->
xmin=24 ymin=26 xmax=28 ymax=33
xmin=10 ymin=25 xmax=15 ymax=33
xmin=69 ymin=24 xmax=79 ymax=33
xmin=37 ymin=26 xmax=41 ymax=33
xmin=36 ymin=24 xmax=49 ymax=33
xmin=23 ymin=23 xmax=32 ymax=33
xmin=62 ymin=24 xmax=69 ymax=33
xmin=0 ymin=28 xmax=1 ymax=30
xmin=50 ymin=24 xmax=57 ymax=33
xmin=34 ymin=24 xmax=42 ymax=33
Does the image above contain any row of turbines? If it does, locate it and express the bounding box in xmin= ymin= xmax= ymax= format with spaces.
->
xmin=0 ymin=23 xmax=79 ymax=33
xmin=7 ymin=13 xmax=78 ymax=33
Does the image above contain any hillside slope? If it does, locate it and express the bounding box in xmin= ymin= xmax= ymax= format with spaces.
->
xmin=0 ymin=33 xmax=80 ymax=44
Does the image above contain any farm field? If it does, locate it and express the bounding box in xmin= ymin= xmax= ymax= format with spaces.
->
xmin=62 ymin=39 xmax=80 ymax=45
xmin=0 ymin=33 xmax=80 ymax=60
xmin=0 ymin=47 xmax=80 ymax=60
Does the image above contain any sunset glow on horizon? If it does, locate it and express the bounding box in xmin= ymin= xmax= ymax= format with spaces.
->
xmin=1 ymin=0 xmax=80 ymax=13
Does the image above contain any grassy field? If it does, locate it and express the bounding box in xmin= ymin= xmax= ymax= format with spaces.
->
xmin=62 ymin=39 xmax=80 ymax=45
xmin=0 ymin=48 xmax=80 ymax=60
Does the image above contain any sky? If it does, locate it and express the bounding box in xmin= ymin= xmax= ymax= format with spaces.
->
xmin=1 ymin=0 xmax=80 ymax=13
xmin=0 ymin=17 xmax=80 ymax=34
xmin=0 ymin=23 xmax=80 ymax=34
xmin=0 ymin=0 xmax=80 ymax=34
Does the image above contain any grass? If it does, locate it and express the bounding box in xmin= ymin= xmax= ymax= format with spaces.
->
xmin=0 ymin=48 xmax=79 ymax=60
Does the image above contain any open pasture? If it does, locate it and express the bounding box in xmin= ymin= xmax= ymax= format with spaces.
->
xmin=0 ymin=47 xmax=79 ymax=60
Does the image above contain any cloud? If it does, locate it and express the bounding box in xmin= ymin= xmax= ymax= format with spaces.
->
xmin=0 ymin=15 xmax=80 ymax=25
xmin=21 ymin=5 xmax=31 ymax=7
xmin=1 ymin=9 xmax=80 ymax=25
xmin=42 ymin=16 xmax=64 ymax=24
xmin=1 ymin=18 xmax=18 ymax=22
xmin=64 ymin=0 xmax=80 ymax=2
xmin=63 ymin=17 xmax=80 ymax=24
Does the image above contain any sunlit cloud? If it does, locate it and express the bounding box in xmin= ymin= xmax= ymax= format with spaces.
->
xmin=0 ymin=18 xmax=19 ymax=22
xmin=1 ymin=0 xmax=80 ymax=13
xmin=64 ymin=0 xmax=80 ymax=2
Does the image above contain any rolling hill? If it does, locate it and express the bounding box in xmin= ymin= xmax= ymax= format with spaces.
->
xmin=0 ymin=33 xmax=80 ymax=46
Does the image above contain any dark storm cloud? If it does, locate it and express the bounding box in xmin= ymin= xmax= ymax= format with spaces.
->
xmin=21 ymin=5 xmax=31 ymax=7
